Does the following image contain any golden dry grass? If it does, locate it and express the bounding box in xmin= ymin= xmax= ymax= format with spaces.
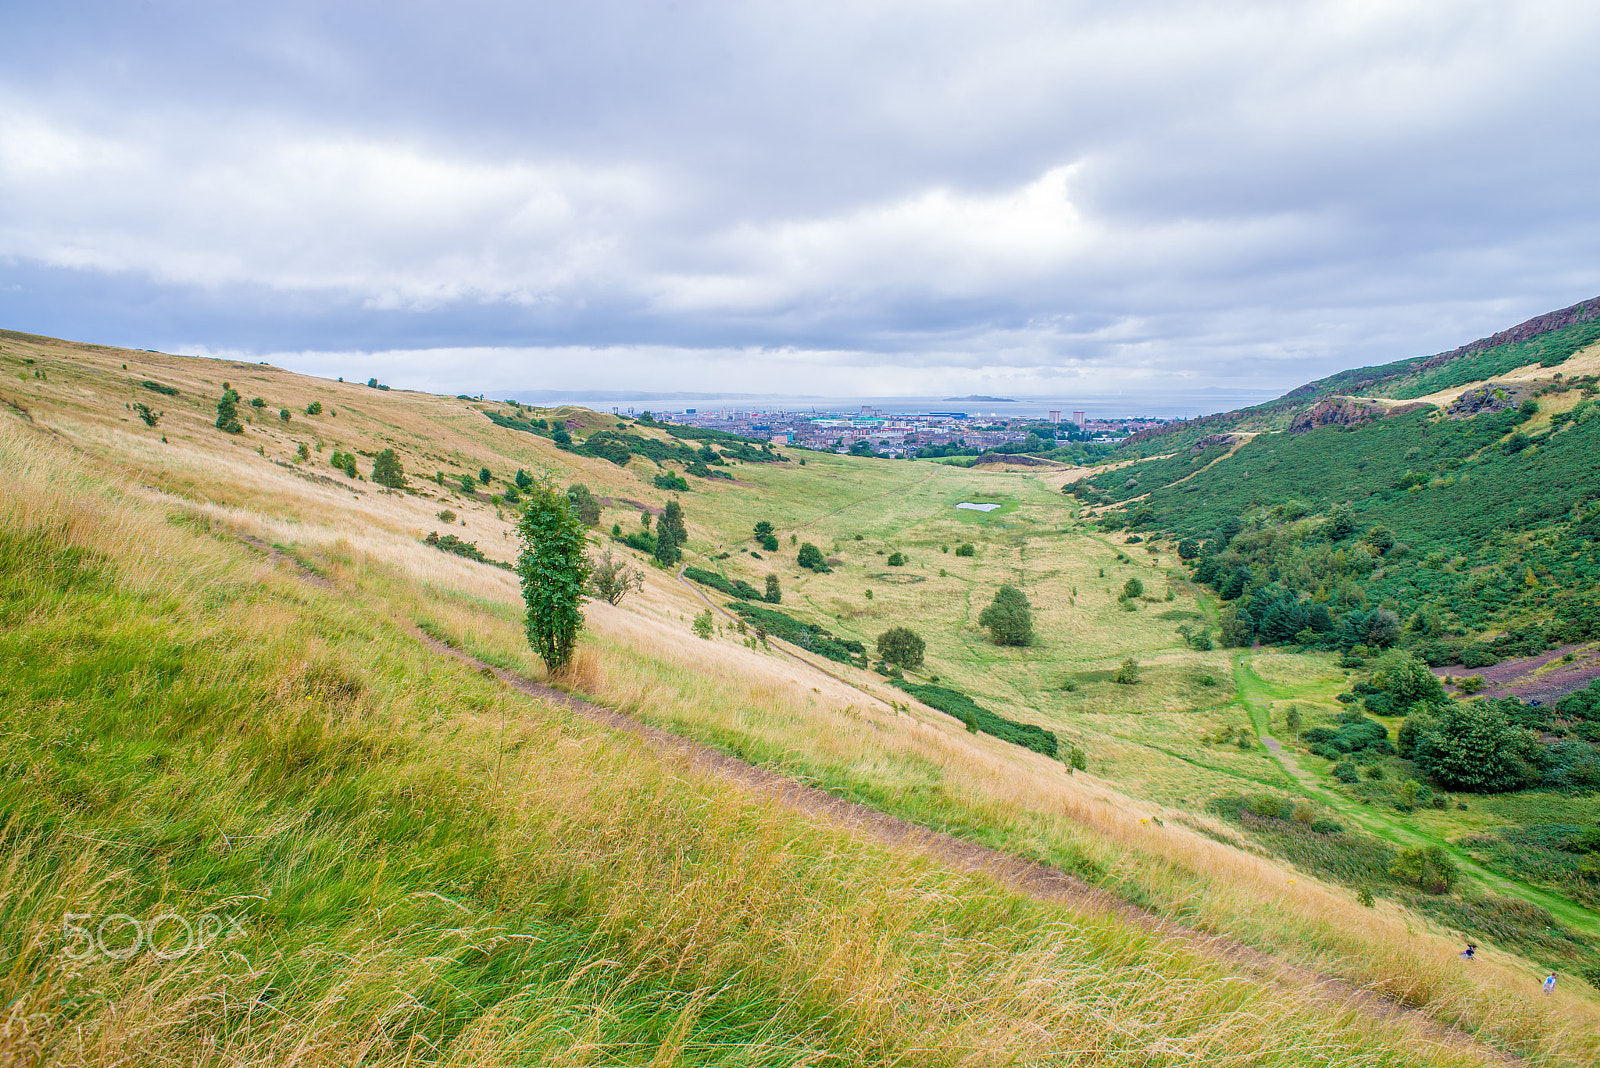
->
xmin=3 ymin=331 xmax=1600 ymax=1065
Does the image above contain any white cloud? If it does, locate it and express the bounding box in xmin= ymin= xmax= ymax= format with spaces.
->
xmin=1 ymin=0 xmax=1599 ymax=401
xmin=0 ymin=105 xmax=660 ymax=307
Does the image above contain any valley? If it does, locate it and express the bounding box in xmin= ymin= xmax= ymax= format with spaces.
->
xmin=4 ymin=320 xmax=1600 ymax=1066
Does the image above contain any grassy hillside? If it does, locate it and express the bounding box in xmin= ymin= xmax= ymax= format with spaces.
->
xmin=3 ymin=329 xmax=1600 ymax=1065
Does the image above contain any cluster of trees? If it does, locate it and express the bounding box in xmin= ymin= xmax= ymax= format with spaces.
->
xmin=329 ymin=450 xmax=360 ymax=478
xmin=753 ymin=520 xmax=779 ymax=551
xmin=1320 ymin=651 xmax=1600 ymax=795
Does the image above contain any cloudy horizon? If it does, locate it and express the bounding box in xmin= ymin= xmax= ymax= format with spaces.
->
xmin=3 ymin=1 xmax=1598 ymax=405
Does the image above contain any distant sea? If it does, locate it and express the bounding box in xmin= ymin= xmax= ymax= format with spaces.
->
xmin=505 ymin=388 xmax=1286 ymax=421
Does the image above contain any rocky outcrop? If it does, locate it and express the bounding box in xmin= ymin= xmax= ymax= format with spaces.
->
xmin=1189 ymin=433 xmax=1240 ymax=452
xmin=1288 ymin=398 xmax=1431 ymax=433
xmin=1289 ymin=398 xmax=1386 ymax=433
xmin=1445 ymin=382 xmax=1526 ymax=419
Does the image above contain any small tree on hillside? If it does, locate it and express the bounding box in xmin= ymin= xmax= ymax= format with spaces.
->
xmin=567 ymin=483 xmax=601 ymax=526
xmin=1388 ymin=845 xmax=1459 ymax=894
xmin=765 ymin=574 xmax=781 ymax=604
xmin=1285 ymin=705 xmax=1303 ymax=741
xmin=754 ymin=520 xmax=774 ymax=541
xmin=478 ymin=467 xmax=492 ymax=484
xmin=589 ymin=549 xmax=644 ymax=605
xmin=214 ymin=387 xmax=243 ymax=433
xmin=652 ymin=522 xmax=680 ymax=566
xmin=797 ymin=542 xmax=830 ymax=572
xmin=661 ymin=499 xmax=688 ymax=545
xmin=372 ymin=449 xmax=406 ymax=489
xmin=515 ymin=468 xmax=534 ymax=489
xmin=877 ymin=627 xmax=926 ymax=670
xmin=518 ymin=484 xmax=592 ymax=672
xmin=1123 ymin=577 xmax=1144 ymax=599
xmin=306 ymin=401 xmax=323 ymax=415
xmin=979 ymin=585 xmax=1033 ymax=646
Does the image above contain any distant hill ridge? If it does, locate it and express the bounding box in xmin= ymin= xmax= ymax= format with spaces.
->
xmin=1129 ymin=294 xmax=1600 ymax=447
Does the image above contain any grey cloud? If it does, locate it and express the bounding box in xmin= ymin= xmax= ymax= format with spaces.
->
xmin=2 ymin=1 xmax=1599 ymax=404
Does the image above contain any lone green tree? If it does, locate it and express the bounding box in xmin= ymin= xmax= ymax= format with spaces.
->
xmin=876 ymin=626 xmax=926 ymax=670
xmin=978 ymin=585 xmax=1033 ymax=646
xmin=653 ymin=522 xmax=680 ymax=567
xmin=372 ymin=448 xmax=406 ymax=489
xmin=797 ymin=542 xmax=830 ymax=572
xmin=1285 ymin=705 xmax=1303 ymax=741
xmin=517 ymin=484 xmax=592 ymax=672
xmin=765 ymin=574 xmax=782 ymax=604
xmin=662 ymin=499 xmax=688 ymax=547
xmin=1122 ymin=577 xmax=1143 ymax=599
xmin=567 ymin=483 xmax=601 ymax=526
xmin=214 ymin=387 xmax=243 ymax=433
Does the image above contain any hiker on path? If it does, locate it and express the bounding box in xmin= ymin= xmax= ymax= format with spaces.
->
xmin=1543 ymin=973 xmax=1557 ymax=995
xmin=1459 ymin=943 xmax=1476 ymax=961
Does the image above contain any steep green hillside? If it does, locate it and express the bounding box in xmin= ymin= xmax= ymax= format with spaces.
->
xmin=1086 ymin=301 xmax=1600 ymax=666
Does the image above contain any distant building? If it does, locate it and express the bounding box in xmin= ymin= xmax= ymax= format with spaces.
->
xmin=1048 ymin=410 xmax=1061 ymax=424
xmin=1071 ymin=410 xmax=1086 ymax=426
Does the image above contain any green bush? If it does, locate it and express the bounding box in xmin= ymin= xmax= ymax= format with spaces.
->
xmin=886 ymin=552 xmax=906 ymax=567
xmin=876 ymin=626 xmax=926 ymax=670
xmin=1388 ymin=845 xmax=1459 ymax=894
xmin=725 ymin=603 xmax=864 ymax=666
xmin=692 ymin=609 xmax=715 ymax=639
xmin=764 ymin=574 xmax=781 ymax=604
xmin=1332 ymin=761 xmax=1360 ymax=783
xmin=305 ymin=401 xmax=323 ymax=415
xmin=1410 ymin=702 xmax=1543 ymax=793
xmin=954 ymin=543 xmax=976 ymax=557
xmin=893 ymin=680 xmax=1057 ymax=758
xmin=214 ymin=387 xmax=243 ymax=433
xmin=1123 ymin=577 xmax=1144 ymax=599
xmin=797 ymin=542 xmax=830 ymax=572
xmin=653 ymin=472 xmax=689 ymax=491
xmin=1112 ymin=657 xmax=1139 ymax=685
xmin=683 ymin=566 xmax=761 ymax=601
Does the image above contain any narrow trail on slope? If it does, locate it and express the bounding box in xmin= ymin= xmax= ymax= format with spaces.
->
xmin=413 ymin=626 xmax=1521 ymax=1066
xmin=243 ymin=537 xmax=1525 ymax=1065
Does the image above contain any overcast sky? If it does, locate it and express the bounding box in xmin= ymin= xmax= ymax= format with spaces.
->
xmin=3 ymin=1 xmax=1598 ymax=408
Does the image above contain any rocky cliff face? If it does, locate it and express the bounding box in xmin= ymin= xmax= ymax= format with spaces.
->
xmin=1288 ymin=397 xmax=1386 ymax=433
xmin=1418 ymin=297 xmax=1600 ymax=372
